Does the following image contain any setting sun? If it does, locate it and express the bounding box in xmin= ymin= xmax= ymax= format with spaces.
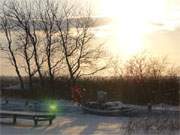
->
xmin=100 ymin=0 xmax=167 ymax=56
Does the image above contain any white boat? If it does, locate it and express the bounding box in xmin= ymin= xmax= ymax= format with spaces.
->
xmin=81 ymin=102 xmax=136 ymax=116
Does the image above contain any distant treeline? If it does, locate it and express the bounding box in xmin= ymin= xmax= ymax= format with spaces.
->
xmin=1 ymin=76 xmax=179 ymax=105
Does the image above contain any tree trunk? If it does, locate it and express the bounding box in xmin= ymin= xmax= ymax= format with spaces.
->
xmin=23 ymin=40 xmax=33 ymax=90
xmin=29 ymin=35 xmax=44 ymax=88
xmin=9 ymin=47 xmax=24 ymax=89
xmin=34 ymin=45 xmax=44 ymax=88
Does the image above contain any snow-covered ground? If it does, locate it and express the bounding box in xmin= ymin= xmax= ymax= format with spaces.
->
xmin=0 ymin=98 xmax=180 ymax=135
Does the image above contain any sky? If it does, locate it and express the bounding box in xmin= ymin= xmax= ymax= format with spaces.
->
xmin=0 ymin=0 xmax=180 ymax=76
xmin=93 ymin=0 xmax=180 ymax=66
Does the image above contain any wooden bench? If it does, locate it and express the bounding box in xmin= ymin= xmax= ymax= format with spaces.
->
xmin=0 ymin=110 xmax=56 ymax=126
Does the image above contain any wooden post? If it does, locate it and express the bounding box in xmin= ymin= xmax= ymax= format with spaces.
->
xmin=5 ymin=99 xmax=8 ymax=104
xmin=49 ymin=119 xmax=52 ymax=125
xmin=34 ymin=120 xmax=38 ymax=126
xmin=147 ymin=103 xmax=152 ymax=112
xmin=25 ymin=101 xmax=29 ymax=106
xmin=13 ymin=115 xmax=16 ymax=124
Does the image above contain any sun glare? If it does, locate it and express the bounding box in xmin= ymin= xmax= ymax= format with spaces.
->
xmin=100 ymin=0 xmax=166 ymax=57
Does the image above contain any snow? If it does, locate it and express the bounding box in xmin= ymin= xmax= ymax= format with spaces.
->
xmin=3 ymin=84 xmax=30 ymax=91
xmin=0 ymin=98 xmax=180 ymax=135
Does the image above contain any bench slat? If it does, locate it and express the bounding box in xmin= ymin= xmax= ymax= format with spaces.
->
xmin=0 ymin=110 xmax=54 ymax=116
xmin=0 ymin=110 xmax=56 ymax=126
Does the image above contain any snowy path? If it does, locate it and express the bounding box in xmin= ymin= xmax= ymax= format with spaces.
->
xmin=0 ymin=113 xmax=128 ymax=135
xmin=1 ymin=112 xmax=179 ymax=135
xmin=0 ymin=98 xmax=179 ymax=135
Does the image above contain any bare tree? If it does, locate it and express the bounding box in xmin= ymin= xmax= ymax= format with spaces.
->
xmin=124 ymin=53 xmax=172 ymax=79
xmin=53 ymin=4 xmax=106 ymax=86
xmin=124 ymin=53 xmax=148 ymax=80
xmin=109 ymin=56 xmax=123 ymax=77
xmin=0 ymin=12 xmax=24 ymax=89
xmin=166 ymin=65 xmax=180 ymax=77
xmin=15 ymin=33 xmax=36 ymax=89
xmin=147 ymin=56 xmax=168 ymax=79
xmin=38 ymin=0 xmax=63 ymax=91
xmin=1 ymin=0 xmax=107 ymax=94
xmin=3 ymin=0 xmax=45 ymax=87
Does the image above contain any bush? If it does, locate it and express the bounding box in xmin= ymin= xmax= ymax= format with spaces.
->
xmin=1 ymin=76 xmax=179 ymax=105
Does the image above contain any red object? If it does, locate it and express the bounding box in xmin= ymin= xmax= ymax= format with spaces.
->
xmin=71 ymin=85 xmax=82 ymax=103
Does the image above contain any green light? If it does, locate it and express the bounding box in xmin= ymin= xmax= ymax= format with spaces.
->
xmin=48 ymin=100 xmax=58 ymax=113
xmin=49 ymin=104 xmax=57 ymax=111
